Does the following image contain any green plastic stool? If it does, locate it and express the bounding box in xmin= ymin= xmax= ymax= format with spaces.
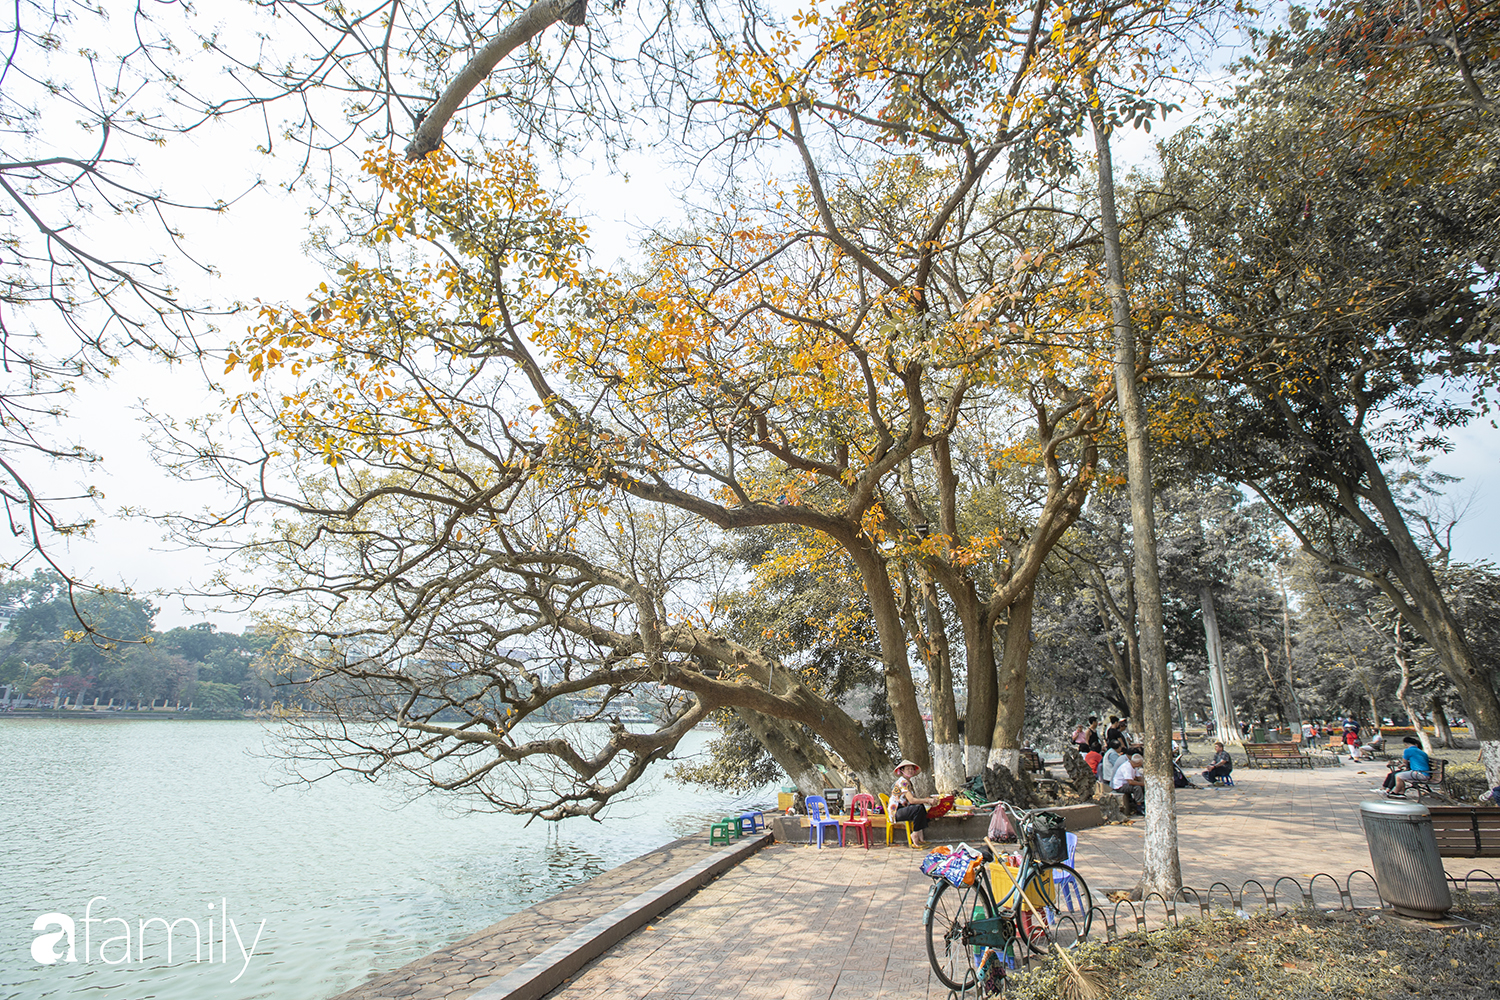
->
xmin=710 ymin=818 xmax=736 ymax=845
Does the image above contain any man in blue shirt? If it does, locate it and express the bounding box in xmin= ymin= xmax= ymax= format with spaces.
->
xmin=1382 ymin=736 xmax=1431 ymax=797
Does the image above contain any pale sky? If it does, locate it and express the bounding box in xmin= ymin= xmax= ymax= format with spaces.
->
xmin=7 ymin=22 xmax=1497 ymax=632
xmin=11 ymin=129 xmax=687 ymax=630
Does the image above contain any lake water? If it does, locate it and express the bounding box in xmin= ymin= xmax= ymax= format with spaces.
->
xmin=0 ymin=718 xmax=769 ymax=1000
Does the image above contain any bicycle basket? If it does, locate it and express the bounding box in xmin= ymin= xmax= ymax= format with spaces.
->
xmin=1032 ymin=811 xmax=1068 ymax=863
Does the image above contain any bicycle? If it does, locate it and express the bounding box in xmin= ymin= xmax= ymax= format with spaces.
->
xmin=922 ymin=802 xmax=1094 ymax=992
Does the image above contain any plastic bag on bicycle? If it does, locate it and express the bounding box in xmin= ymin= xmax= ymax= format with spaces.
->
xmin=1031 ymin=810 xmax=1068 ymax=863
xmin=918 ymin=845 xmax=952 ymax=878
xmin=920 ymin=845 xmax=983 ymax=887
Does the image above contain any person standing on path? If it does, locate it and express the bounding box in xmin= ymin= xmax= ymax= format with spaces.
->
xmin=1070 ymin=722 xmax=1090 ymax=751
xmin=1345 ymin=727 xmax=1364 ymax=761
xmin=889 ymin=760 xmax=939 ymax=845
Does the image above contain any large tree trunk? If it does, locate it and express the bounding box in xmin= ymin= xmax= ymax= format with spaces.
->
xmin=1093 ymin=592 xmax=1134 ymax=718
xmin=1359 ymin=672 xmax=1382 ymax=734
xmin=907 ymin=572 xmax=965 ymax=792
xmin=1279 ymin=651 xmax=1303 ymax=740
xmin=988 ymin=584 xmax=1036 ymax=773
xmin=852 ymin=549 xmax=932 ymax=783
xmin=1275 ymin=569 xmax=1305 ymax=742
xmin=933 ymin=441 xmax=996 ymax=779
xmin=1255 ymin=638 xmax=1302 ymax=739
xmin=1092 ymin=102 xmax=1181 ymax=897
xmin=1200 ymin=585 xmax=1241 ymax=745
xmin=964 ymin=621 xmax=997 ymax=777
xmin=954 ymin=590 xmax=998 ymax=778
xmin=1392 ymin=620 xmax=1434 ymax=755
xmin=737 ymin=709 xmax=851 ymax=795
xmin=1430 ymin=695 xmax=1454 ymax=749
xmin=690 ymin=630 xmax=895 ymax=794
xmin=1128 ymin=636 xmax=1144 ymax=734
xmin=1090 ymin=568 xmax=1143 ymax=723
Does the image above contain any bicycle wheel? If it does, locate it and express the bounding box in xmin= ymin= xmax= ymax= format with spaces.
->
xmin=1012 ymin=862 xmax=1093 ymax=954
xmin=924 ymin=878 xmax=998 ymax=991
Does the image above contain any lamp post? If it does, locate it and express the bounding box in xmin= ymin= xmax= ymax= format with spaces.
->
xmin=1170 ymin=663 xmax=1189 ymax=754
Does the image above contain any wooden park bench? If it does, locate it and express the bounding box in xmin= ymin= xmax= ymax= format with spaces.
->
xmin=1243 ymin=742 xmax=1312 ymax=768
xmin=1019 ymin=747 xmax=1044 ymax=773
xmin=1392 ymin=756 xmax=1451 ymax=802
xmin=1426 ymin=805 xmax=1500 ymax=858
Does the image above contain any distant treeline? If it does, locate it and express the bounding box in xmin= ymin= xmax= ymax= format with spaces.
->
xmin=0 ymin=571 xmax=275 ymax=711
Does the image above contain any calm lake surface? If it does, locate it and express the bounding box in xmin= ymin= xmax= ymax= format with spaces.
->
xmin=0 ymin=718 xmax=768 ymax=1000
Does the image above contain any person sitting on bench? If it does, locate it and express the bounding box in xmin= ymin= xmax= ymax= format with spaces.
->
xmin=1381 ymin=736 xmax=1430 ymax=798
xmin=1112 ymin=752 xmax=1146 ymax=814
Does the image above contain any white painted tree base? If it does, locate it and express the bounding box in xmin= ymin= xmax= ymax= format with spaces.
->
xmin=965 ymin=745 xmax=988 ymax=778
xmin=986 ymin=747 xmax=1021 ymax=773
xmin=1480 ymin=739 xmax=1500 ymax=789
xmin=933 ymin=743 xmax=965 ymax=793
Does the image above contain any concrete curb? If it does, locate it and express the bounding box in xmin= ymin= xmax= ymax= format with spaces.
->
xmin=466 ymin=832 xmax=772 ymax=1000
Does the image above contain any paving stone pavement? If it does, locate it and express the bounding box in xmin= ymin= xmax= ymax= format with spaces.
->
xmin=541 ymin=844 xmax=948 ymax=1000
xmin=1077 ymin=752 xmax=1495 ymax=890
xmin=328 ymin=836 xmax=742 ymax=1000
xmin=538 ymin=757 xmax=1499 ymax=1000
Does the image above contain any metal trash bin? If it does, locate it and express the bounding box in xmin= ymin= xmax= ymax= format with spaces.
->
xmin=1358 ymin=799 xmax=1452 ymax=918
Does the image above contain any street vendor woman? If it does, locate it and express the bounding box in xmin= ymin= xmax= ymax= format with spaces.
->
xmin=889 ymin=759 xmax=941 ymax=846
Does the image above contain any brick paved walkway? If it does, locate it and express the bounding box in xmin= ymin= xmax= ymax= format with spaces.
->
xmin=537 ymin=758 xmax=1498 ymax=1000
xmin=1078 ymin=753 xmax=1491 ymax=889
xmin=541 ymin=843 xmax=945 ymax=1000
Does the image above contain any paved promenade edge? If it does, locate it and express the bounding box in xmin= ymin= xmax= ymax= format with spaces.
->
xmin=465 ymin=832 xmax=773 ymax=1000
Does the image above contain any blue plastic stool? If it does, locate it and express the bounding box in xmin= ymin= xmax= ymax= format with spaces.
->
xmin=738 ymin=811 xmax=765 ymax=835
xmin=1210 ymin=774 xmax=1235 ymax=787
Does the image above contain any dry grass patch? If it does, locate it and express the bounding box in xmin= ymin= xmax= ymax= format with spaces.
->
xmin=1007 ymin=893 xmax=1500 ymax=999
